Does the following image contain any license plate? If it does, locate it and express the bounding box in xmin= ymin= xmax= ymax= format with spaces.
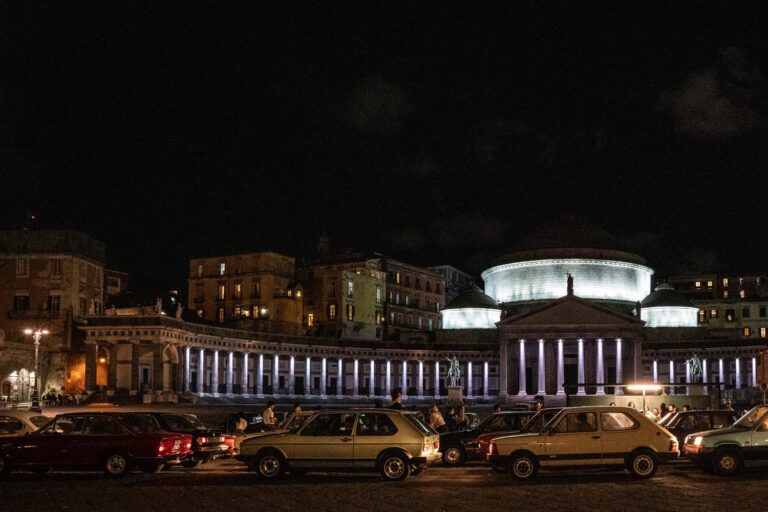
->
xmin=173 ymin=440 xmax=181 ymax=451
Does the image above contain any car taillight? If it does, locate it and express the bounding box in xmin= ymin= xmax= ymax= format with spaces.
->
xmin=158 ymin=438 xmax=173 ymax=455
xmin=196 ymin=437 xmax=208 ymax=445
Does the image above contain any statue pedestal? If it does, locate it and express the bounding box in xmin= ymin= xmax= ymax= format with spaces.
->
xmin=688 ymin=384 xmax=705 ymax=396
xmin=447 ymin=386 xmax=463 ymax=405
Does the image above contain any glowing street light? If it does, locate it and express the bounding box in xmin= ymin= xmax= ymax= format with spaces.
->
xmin=23 ymin=328 xmax=49 ymax=413
xmin=625 ymin=383 xmax=662 ymax=412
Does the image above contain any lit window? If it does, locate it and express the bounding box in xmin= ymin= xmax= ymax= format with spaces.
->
xmin=346 ymin=304 xmax=354 ymax=321
xmin=726 ymin=309 xmax=735 ymax=322
xmin=435 ymin=301 xmax=440 ymax=312
xmin=695 ymin=281 xmax=701 ymax=288
xmin=197 ymin=264 xmax=203 ymax=277
xmin=218 ymin=284 xmax=226 ymax=300
xmin=234 ymin=306 xmax=241 ymax=317
xmin=220 ymin=263 xmax=226 ymax=275
xmin=307 ymin=313 xmax=314 ymax=327
xmin=16 ymin=258 xmax=29 ymax=277
xmin=418 ymin=317 xmax=423 ymax=329
xmin=740 ymin=290 xmax=746 ymax=299
xmin=328 ymin=304 xmax=336 ymax=320
xmin=395 ymin=272 xmax=401 ymax=284
xmin=428 ymin=318 xmax=433 ymax=331
xmin=375 ymin=310 xmax=381 ymax=325
xmin=217 ymin=308 xmax=225 ymax=323
xmin=698 ymin=309 xmax=705 ymax=323
xmin=396 ymin=293 xmax=400 ymax=305
xmin=710 ymin=308 xmax=718 ymax=319
xmin=707 ymin=280 xmax=713 ymax=289
xmin=376 ymin=286 xmax=382 ymax=304
xmin=760 ymin=327 xmax=767 ymax=338
xmin=296 ymin=289 xmax=302 ymax=298
xmin=723 ymin=291 xmax=729 ymax=299
xmin=347 ymin=280 xmax=354 ymax=299
xmin=743 ymin=327 xmax=751 ymax=337
xmin=722 ymin=278 xmax=729 ymax=287
xmin=234 ymin=283 xmax=242 ymax=300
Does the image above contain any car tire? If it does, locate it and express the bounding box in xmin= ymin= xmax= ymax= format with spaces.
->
xmin=508 ymin=452 xmax=538 ymax=481
xmin=380 ymin=453 xmax=409 ymax=481
xmin=181 ymin=459 xmax=201 ymax=469
xmin=254 ymin=451 xmax=286 ymax=479
xmin=442 ymin=446 xmax=466 ymax=466
xmin=103 ymin=453 xmax=131 ymax=478
xmin=713 ymin=448 xmax=742 ymax=476
xmin=627 ymin=450 xmax=658 ymax=479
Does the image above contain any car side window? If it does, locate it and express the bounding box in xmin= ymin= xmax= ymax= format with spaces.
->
xmin=300 ymin=413 xmax=356 ymax=436
xmin=0 ymin=416 xmax=24 ymax=434
xmin=758 ymin=418 xmax=768 ymax=432
xmin=84 ymin=416 xmax=128 ymax=436
xmin=600 ymin=412 xmax=639 ymax=431
xmin=554 ymin=412 xmax=597 ymax=433
xmin=53 ymin=416 xmax=87 ymax=435
xmin=712 ymin=414 xmax=732 ymax=429
xmin=357 ymin=413 xmax=398 ymax=436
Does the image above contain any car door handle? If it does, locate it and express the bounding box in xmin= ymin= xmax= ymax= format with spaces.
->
xmin=591 ymin=436 xmax=601 ymax=440
xmin=340 ymin=437 xmax=353 ymax=443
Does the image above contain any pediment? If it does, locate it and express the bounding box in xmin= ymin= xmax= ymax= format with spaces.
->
xmin=498 ymin=295 xmax=643 ymax=327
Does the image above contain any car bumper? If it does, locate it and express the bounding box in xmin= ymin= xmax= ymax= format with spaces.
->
xmin=683 ymin=444 xmax=712 ymax=463
xmin=135 ymin=454 xmax=189 ymax=466
xmin=192 ymin=444 xmax=231 ymax=460
xmin=411 ymin=452 xmax=441 ymax=466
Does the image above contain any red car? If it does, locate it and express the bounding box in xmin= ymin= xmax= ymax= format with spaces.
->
xmin=0 ymin=412 xmax=192 ymax=477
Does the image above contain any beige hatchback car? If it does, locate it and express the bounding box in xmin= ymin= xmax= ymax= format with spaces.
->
xmin=488 ymin=406 xmax=678 ymax=480
xmin=237 ymin=409 xmax=441 ymax=481
xmin=0 ymin=411 xmax=51 ymax=437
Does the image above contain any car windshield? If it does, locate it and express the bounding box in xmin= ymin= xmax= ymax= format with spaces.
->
xmin=405 ymin=413 xmax=437 ymax=435
xmin=161 ymin=414 xmax=206 ymax=431
xmin=482 ymin=414 xmax=526 ymax=432
xmin=520 ymin=410 xmax=559 ymax=433
xmin=118 ymin=414 xmax=163 ymax=434
xmin=732 ymin=406 xmax=768 ymax=429
xmin=29 ymin=416 xmax=50 ymax=428
xmin=657 ymin=413 xmax=676 ymax=427
xmin=279 ymin=413 xmax=310 ymax=432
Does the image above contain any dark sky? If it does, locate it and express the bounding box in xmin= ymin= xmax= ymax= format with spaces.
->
xmin=2 ymin=2 xmax=768 ymax=295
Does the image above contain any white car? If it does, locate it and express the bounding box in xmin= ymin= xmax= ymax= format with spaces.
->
xmin=234 ymin=412 xmax=313 ymax=450
xmin=0 ymin=410 xmax=51 ymax=437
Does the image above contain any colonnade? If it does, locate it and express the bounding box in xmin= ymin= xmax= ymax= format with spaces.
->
xmin=650 ymin=355 xmax=759 ymax=395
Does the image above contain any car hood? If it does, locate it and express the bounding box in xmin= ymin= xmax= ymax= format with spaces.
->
xmin=240 ymin=431 xmax=290 ymax=445
xmin=690 ymin=426 xmax=744 ymax=439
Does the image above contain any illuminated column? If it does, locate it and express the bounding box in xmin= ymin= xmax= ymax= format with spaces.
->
xmin=668 ymin=360 xmax=675 ymax=396
xmin=615 ymin=339 xmax=623 ymax=395
xmin=576 ymin=339 xmax=585 ymax=396
xmin=434 ymin=360 xmax=441 ymax=399
xmin=321 ymin=357 xmax=327 ymax=398
xmin=182 ymin=346 xmax=190 ymax=392
xmin=197 ymin=348 xmax=205 ymax=394
xmin=337 ymin=358 xmax=344 ymax=398
xmin=498 ymin=340 xmax=508 ymax=399
xmin=702 ymin=358 xmax=708 ymax=394
xmin=595 ymin=339 xmax=605 ymax=396
xmin=418 ymin=361 xmax=424 ymax=399
xmin=288 ymin=355 xmax=295 ymax=396
xmin=370 ymin=359 xmax=376 ymax=398
xmin=483 ymin=361 xmax=489 ymax=400
xmin=685 ymin=360 xmax=691 ymax=396
xmin=718 ymin=358 xmax=724 ymax=390
xmin=537 ymin=340 xmax=546 ymax=395
xmin=242 ymin=353 xmax=250 ymax=394
xmin=385 ymin=360 xmax=391 ymax=398
xmin=272 ymin=354 xmax=279 ymax=395
xmin=225 ymin=351 xmax=233 ymax=394
xmin=735 ymin=357 xmax=742 ymax=389
xmin=305 ymin=356 xmax=311 ymax=397
xmin=518 ymin=339 xmax=527 ymax=397
xmin=652 ymin=359 xmax=658 ymax=384
xmin=556 ymin=339 xmax=565 ymax=396
xmin=353 ymin=359 xmax=359 ymax=397
xmin=752 ymin=357 xmax=757 ymax=387
xmin=256 ymin=354 xmax=264 ymax=397
xmin=467 ymin=361 xmax=474 ymax=398
xmin=211 ymin=350 xmax=220 ymax=396
xmin=401 ymin=361 xmax=408 ymax=399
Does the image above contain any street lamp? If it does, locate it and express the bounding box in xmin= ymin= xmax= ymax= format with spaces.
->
xmin=23 ymin=328 xmax=49 ymax=413
xmin=625 ymin=383 xmax=662 ymax=412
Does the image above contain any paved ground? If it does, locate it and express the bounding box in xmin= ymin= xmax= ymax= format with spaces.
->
xmin=2 ymin=459 xmax=767 ymax=512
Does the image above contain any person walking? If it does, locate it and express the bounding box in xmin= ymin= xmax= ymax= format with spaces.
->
xmin=235 ymin=414 xmax=248 ymax=434
xmin=388 ymin=390 xmax=404 ymax=410
xmin=262 ymin=401 xmax=277 ymax=431
xmin=454 ymin=405 xmax=471 ymax=430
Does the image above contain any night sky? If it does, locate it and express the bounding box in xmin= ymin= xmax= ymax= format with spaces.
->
xmin=2 ymin=2 xmax=767 ymax=296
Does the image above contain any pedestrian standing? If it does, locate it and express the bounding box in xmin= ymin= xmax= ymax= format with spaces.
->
xmin=388 ymin=390 xmax=404 ymax=410
xmin=236 ymin=415 xmax=248 ymax=434
xmin=428 ymin=405 xmax=446 ymax=433
xmin=262 ymin=401 xmax=277 ymax=431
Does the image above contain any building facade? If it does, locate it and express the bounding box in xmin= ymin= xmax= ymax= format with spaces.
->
xmin=0 ymin=230 xmax=106 ymax=400
xmin=429 ymin=265 xmax=475 ymax=304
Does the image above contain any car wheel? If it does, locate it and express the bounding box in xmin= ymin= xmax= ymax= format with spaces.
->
xmin=713 ymin=448 xmax=742 ymax=476
xmin=181 ymin=459 xmax=201 ymax=469
xmin=627 ymin=450 xmax=658 ymax=479
xmin=103 ymin=453 xmax=130 ymax=478
xmin=255 ymin=451 xmax=285 ymax=479
xmin=442 ymin=446 xmax=466 ymax=466
xmin=380 ymin=453 xmax=409 ymax=481
xmin=508 ymin=453 xmax=538 ymax=481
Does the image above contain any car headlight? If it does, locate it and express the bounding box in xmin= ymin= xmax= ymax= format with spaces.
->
xmin=693 ymin=437 xmax=703 ymax=446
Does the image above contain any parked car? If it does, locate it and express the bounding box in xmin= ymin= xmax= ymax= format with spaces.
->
xmin=0 ymin=412 xmax=192 ymax=477
xmin=0 ymin=411 xmax=51 ymax=437
xmin=440 ymin=411 xmax=536 ymax=466
xmin=488 ymin=406 xmax=679 ymax=480
xmin=481 ymin=408 xmax=562 ymax=470
xmin=234 ymin=411 xmax=314 ymax=451
xmin=662 ymin=410 xmax=738 ymax=446
xmin=145 ymin=412 xmax=232 ymax=468
xmin=683 ymin=405 xmax=768 ymax=476
xmin=237 ymin=409 xmax=441 ymax=481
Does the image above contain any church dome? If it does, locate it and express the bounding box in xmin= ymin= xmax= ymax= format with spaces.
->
xmin=640 ymin=283 xmax=699 ymax=327
xmin=441 ymin=286 xmax=501 ymax=329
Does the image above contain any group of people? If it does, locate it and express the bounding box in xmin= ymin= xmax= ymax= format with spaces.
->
xmin=427 ymin=404 xmax=473 ymax=433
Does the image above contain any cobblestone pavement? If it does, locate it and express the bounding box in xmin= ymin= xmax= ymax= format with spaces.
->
xmin=2 ymin=460 xmax=767 ymax=512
